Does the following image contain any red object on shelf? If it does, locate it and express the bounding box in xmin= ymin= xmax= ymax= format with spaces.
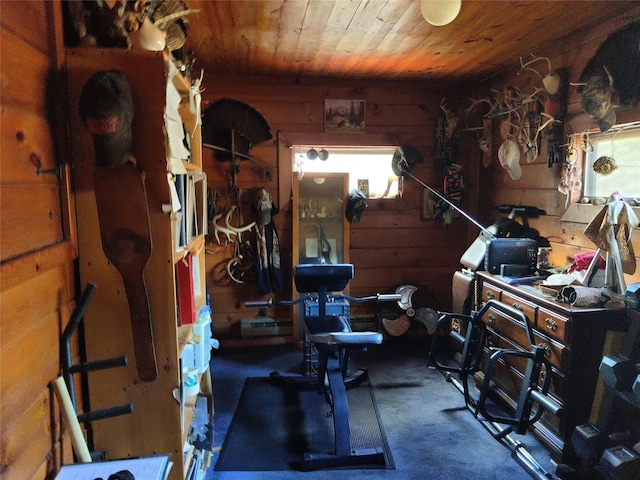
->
xmin=176 ymin=254 xmax=196 ymax=325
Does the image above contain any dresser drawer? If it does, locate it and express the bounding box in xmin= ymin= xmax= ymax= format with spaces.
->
xmin=482 ymin=304 xmax=568 ymax=372
xmin=533 ymin=331 xmax=568 ymax=372
xmin=483 ymin=305 xmax=533 ymax=350
xmin=485 ymin=330 xmax=565 ymax=401
xmin=477 ymin=342 xmax=565 ymax=444
xmin=501 ymin=291 xmax=537 ymax=327
xmin=537 ymin=306 xmax=570 ymax=343
xmin=481 ymin=283 xmax=502 ymax=303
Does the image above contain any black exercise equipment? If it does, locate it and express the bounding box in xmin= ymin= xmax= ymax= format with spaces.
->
xmin=61 ymin=283 xmax=133 ymax=453
xmin=560 ymin=286 xmax=640 ymax=480
xmin=599 ymin=353 xmax=637 ymax=391
xmin=599 ymin=446 xmax=640 ymax=480
xmin=571 ymin=424 xmax=609 ymax=469
xmin=246 ymin=264 xmax=400 ymax=471
xmin=429 ymin=299 xmax=564 ymax=480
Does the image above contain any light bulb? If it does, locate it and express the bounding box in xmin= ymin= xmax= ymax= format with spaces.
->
xmin=420 ymin=0 xmax=462 ymax=27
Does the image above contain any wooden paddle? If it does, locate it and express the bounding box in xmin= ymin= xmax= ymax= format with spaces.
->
xmin=94 ymin=162 xmax=157 ymax=382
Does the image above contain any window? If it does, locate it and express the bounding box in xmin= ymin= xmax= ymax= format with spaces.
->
xmin=291 ymin=146 xmax=400 ymax=198
xmin=581 ymin=123 xmax=640 ymax=200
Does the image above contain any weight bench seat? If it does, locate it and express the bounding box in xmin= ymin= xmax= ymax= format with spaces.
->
xmin=271 ymin=263 xmax=386 ymax=470
xmin=305 ymin=311 xmax=383 ymax=346
xmin=307 ymin=329 xmax=383 ymax=346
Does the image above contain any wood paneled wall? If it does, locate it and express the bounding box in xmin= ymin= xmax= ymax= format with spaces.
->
xmin=1 ymin=2 xmax=78 ymax=479
xmin=200 ymin=12 xmax=640 ymax=345
xmin=200 ymin=75 xmax=476 ymax=343
xmin=471 ymin=13 xmax=640 ymax=287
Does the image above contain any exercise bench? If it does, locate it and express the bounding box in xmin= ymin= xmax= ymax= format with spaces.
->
xmin=247 ymin=263 xmax=398 ymax=471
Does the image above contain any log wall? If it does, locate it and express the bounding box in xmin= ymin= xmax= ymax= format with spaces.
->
xmin=471 ymin=12 xmax=640 ymax=287
xmin=1 ymin=2 xmax=77 ymax=479
xmin=200 ymin=12 xmax=640 ymax=346
xmin=1 ymin=3 xmax=639 ymax=478
xmin=199 ymin=75 xmax=477 ymax=344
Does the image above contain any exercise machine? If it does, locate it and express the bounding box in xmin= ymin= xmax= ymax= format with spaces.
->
xmin=60 ymin=283 xmax=133 ymax=459
xmin=429 ymin=299 xmax=564 ymax=480
xmin=246 ymin=263 xmax=400 ymax=471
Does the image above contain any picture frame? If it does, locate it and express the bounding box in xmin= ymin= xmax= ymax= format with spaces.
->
xmin=324 ymin=99 xmax=365 ymax=133
xmin=421 ymin=187 xmax=437 ymax=220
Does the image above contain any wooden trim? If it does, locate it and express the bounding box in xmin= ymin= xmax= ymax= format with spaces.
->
xmin=561 ymin=204 xmax=640 ymax=225
xmin=47 ymin=0 xmax=79 ymax=261
xmin=46 ymin=0 xmax=65 ymax=70
xmin=276 ymin=130 xmax=291 ymax=212
xmin=281 ymin=131 xmax=397 ymax=148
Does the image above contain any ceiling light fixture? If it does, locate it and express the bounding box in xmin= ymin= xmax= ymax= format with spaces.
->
xmin=420 ymin=0 xmax=462 ymax=27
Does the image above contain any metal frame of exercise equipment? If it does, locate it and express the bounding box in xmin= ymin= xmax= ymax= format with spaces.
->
xmin=429 ymin=300 xmax=564 ymax=480
xmin=246 ymin=264 xmax=400 ymax=471
xmin=60 ymin=283 xmax=133 ymax=455
xmin=394 ymin=149 xmax=563 ymax=479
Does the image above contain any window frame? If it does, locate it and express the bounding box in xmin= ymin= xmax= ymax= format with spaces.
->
xmin=560 ymin=122 xmax=640 ymax=225
xmin=290 ymin=145 xmax=403 ymax=199
xmin=568 ymin=122 xmax=640 ymax=205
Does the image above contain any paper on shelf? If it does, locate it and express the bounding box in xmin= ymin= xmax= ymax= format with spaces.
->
xmin=166 ymin=117 xmax=191 ymax=161
xmin=167 ymin=173 xmax=182 ymax=212
xmin=54 ymin=454 xmax=172 ymax=480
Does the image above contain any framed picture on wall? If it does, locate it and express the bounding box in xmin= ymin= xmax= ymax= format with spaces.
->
xmin=421 ymin=187 xmax=437 ymax=220
xmin=324 ymin=99 xmax=365 ymax=133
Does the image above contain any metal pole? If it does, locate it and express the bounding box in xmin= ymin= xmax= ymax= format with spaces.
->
xmin=399 ymin=166 xmax=496 ymax=238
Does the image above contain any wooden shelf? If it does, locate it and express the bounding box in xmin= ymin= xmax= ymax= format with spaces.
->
xmin=178 ymin=324 xmax=194 ymax=355
xmin=66 ymin=48 xmax=210 ymax=480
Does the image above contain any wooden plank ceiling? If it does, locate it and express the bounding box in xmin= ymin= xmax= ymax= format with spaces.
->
xmin=181 ymin=1 xmax=639 ymax=82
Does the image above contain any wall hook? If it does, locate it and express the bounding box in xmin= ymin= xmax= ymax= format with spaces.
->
xmin=31 ymin=153 xmax=62 ymax=179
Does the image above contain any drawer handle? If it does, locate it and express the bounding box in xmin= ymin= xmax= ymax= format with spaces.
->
xmin=451 ymin=318 xmax=462 ymax=334
xmin=545 ymin=317 xmax=558 ymax=332
xmin=537 ymin=342 xmax=551 ymax=357
xmin=512 ymin=303 xmax=522 ymax=311
xmin=486 ymin=290 xmax=495 ymax=299
xmin=487 ymin=313 xmax=496 ymax=325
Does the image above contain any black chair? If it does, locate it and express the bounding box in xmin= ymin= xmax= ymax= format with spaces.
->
xmin=271 ymin=263 xmax=386 ymax=470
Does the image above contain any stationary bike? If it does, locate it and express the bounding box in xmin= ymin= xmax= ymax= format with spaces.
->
xmin=246 ymin=263 xmax=400 ymax=471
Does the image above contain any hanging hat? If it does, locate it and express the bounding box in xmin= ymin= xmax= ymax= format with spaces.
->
xmin=345 ymin=189 xmax=367 ymax=224
xmin=78 ymin=70 xmax=134 ymax=168
xmin=255 ymin=188 xmax=275 ymax=225
xmin=498 ymin=139 xmax=522 ymax=180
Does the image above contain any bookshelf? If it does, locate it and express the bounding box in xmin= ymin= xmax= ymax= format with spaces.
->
xmin=66 ymin=48 xmax=211 ymax=480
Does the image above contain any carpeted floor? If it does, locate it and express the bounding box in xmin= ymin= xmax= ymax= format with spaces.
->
xmin=206 ymin=336 xmax=558 ymax=480
xmin=215 ymin=376 xmax=393 ymax=471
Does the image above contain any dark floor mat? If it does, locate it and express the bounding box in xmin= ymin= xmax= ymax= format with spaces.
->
xmin=215 ymin=376 xmax=394 ymax=471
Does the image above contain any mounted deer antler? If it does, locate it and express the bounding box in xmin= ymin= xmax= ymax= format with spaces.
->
xmin=212 ymin=212 xmax=235 ymax=244
xmin=440 ymin=98 xmax=459 ymax=144
xmin=464 ymin=97 xmax=495 ymax=117
xmin=519 ymin=55 xmax=560 ymax=95
xmin=224 ymin=205 xmax=256 ymax=238
xmin=488 ymin=84 xmax=548 ymax=120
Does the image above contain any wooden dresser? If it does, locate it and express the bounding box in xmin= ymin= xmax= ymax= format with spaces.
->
xmin=474 ymin=271 xmax=628 ymax=461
